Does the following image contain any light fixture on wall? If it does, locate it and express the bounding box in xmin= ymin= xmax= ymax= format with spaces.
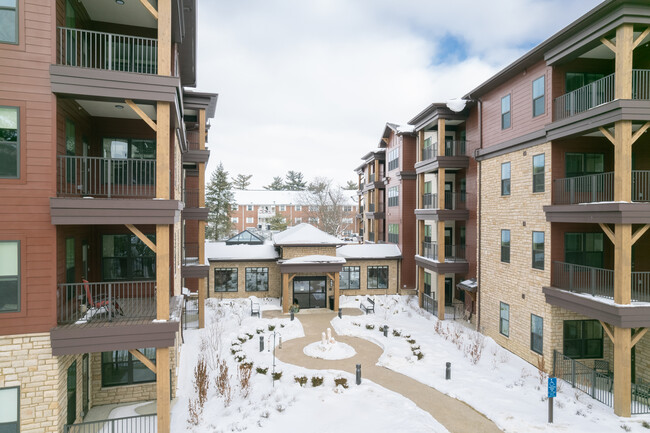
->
xmin=115 ymin=0 xmax=125 ymax=5
xmin=115 ymin=104 xmax=124 ymax=110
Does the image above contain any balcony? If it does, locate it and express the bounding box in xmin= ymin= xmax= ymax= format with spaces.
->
xmin=182 ymin=242 xmax=208 ymax=278
xmin=366 ymin=203 xmax=384 ymax=219
xmin=368 ymin=232 xmax=375 ymax=242
xmin=416 ymin=141 xmax=469 ymax=174
xmin=363 ymin=172 xmax=385 ymax=191
xmin=183 ymin=130 xmax=210 ymax=163
xmin=544 ymin=262 xmax=650 ymax=327
xmin=416 ymin=192 xmax=469 ymax=221
xmin=416 ymin=242 xmax=468 ymax=274
xmin=65 ymin=414 xmax=156 ymax=433
xmin=421 ymin=242 xmax=466 ymax=262
xmin=421 ymin=140 xmax=467 ymax=160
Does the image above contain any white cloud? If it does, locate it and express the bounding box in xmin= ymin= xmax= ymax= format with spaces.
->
xmin=195 ymin=0 xmax=602 ymax=188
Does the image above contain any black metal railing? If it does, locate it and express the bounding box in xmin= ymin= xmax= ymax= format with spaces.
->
xmin=186 ymin=130 xmax=201 ymax=150
xmin=65 ymin=414 xmax=157 ymax=433
xmin=368 ymin=203 xmax=375 ymax=212
xmin=421 ymin=242 xmax=466 ymax=261
xmin=553 ymin=350 xmax=613 ymax=408
xmin=633 ymin=69 xmax=650 ymax=100
xmin=421 ymin=140 xmax=467 ymax=161
xmin=57 ymin=155 xmax=156 ymax=198
xmin=183 ymin=188 xmax=200 ymax=208
xmin=553 ymin=171 xmax=650 ymax=204
xmin=368 ymin=232 xmax=375 ymax=242
xmin=554 ymin=74 xmax=614 ymax=121
xmin=422 ymin=294 xmax=463 ymax=319
xmin=421 ymin=192 xmax=466 ymax=210
xmin=57 ymin=280 xmax=156 ymax=325
xmin=183 ymin=243 xmax=200 ymax=266
xmin=632 ymin=382 xmax=650 ymax=415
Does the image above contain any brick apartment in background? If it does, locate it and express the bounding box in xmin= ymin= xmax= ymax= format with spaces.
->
xmin=0 ymin=1 xmax=216 ymax=432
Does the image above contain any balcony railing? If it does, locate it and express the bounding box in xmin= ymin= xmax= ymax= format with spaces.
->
xmin=183 ymin=188 xmax=200 ymax=208
xmin=421 ymin=242 xmax=466 ymax=262
xmin=367 ymin=173 xmax=376 ymax=184
xmin=552 ymin=171 xmax=650 ymax=204
xmin=554 ymin=74 xmax=614 ymax=121
xmin=186 ymin=130 xmax=201 ymax=150
xmin=368 ymin=232 xmax=375 ymax=242
xmin=633 ymin=69 xmax=650 ymax=100
xmin=552 ymin=261 xmax=650 ymax=302
xmin=57 ymin=155 xmax=156 ymax=198
xmin=421 ymin=141 xmax=467 ymax=161
xmin=421 ymin=192 xmax=466 ymax=210
xmin=58 ymin=27 xmax=158 ymax=75
xmin=368 ymin=203 xmax=375 ymax=212
xmin=65 ymin=414 xmax=157 ymax=433
xmin=183 ymin=242 xmax=200 ymax=266
xmin=57 ymin=280 xmax=156 ymax=325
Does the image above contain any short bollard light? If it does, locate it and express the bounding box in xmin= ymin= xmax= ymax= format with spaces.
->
xmin=445 ymin=362 xmax=451 ymax=380
xmin=383 ymin=326 xmax=388 ymax=337
xmin=290 ymin=311 xmax=294 ymax=321
xmin=279 ymin=336 xmax=282 ymax=349
xmin=259 ymin=336 xmax=264 ymax=352
xmin=338 ymin=308 xmax=342 ymax=319
xmin=356 ymin=364 xmax=362 ymax=385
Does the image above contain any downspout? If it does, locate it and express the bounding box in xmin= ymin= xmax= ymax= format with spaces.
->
xmin=476 ymin=97 xmax=483 ymax=332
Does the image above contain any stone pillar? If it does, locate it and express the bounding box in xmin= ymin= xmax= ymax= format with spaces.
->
xmin=333 ymin=272 xmax=340 ymax=311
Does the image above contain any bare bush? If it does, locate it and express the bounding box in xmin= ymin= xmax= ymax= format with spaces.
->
xmin=239 ymin=363 xmax=253 ymax=398
xmin=537 ymin=356 xmax=547 ymax=385
xmin=465 ymin=333 xmax=485 ymax=365
xmin=202 ymin=320 xmax=224 ymax=372
xmin=215 ymin=359 xmax=233 ymax=406
xmin=188 ymin=398 xmax=200 ymax=426
xmin=187 ymin=358 xmax=209 ymax=426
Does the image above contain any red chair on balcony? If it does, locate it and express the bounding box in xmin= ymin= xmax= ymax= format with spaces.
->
xmin=82 ymin=279 xmax=124 ymax=321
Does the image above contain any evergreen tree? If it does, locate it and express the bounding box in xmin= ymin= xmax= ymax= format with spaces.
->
xmin=344 ymin=180 xmax=358 ymax=190
xmin=206 ymin=162 xmax=235 ymax=241
xmin=284 ymin=170 xmax=307 ymax=191
xmin=232 ymin=173 xmax=252 ymax=190
xmin=267 ymin=213 xmax=288 ymax=231
xmin=263 ymin=176 xmax=285 ymax=190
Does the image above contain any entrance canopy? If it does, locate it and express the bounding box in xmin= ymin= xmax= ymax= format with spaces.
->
xmin=279 ymin=255 xmax=346 ymax=274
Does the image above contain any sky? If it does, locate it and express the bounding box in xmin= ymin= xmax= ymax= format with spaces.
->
xmin=195 ymin=0 xmax=603 ymax=190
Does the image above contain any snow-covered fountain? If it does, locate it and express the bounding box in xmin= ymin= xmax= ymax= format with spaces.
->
xmin=303 ymin=327 xmax=356 ymax=360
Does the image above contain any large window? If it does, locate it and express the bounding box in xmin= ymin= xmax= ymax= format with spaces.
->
xmin=214 ymin=268 xmax=238 ymax=292
xmin=102 ymin=234 xmax=155 ymax=280
xmin=340 ymin=266 xmax=360 ymax=290
xmin=565 ymin=153 xmax=604 ymax=178
xmin=387 ymin=147 xmax=399 ymax=171
xmin=0 ymin=240 xmax=19 ymax=312
xmin=423 ymin=272 xmax=431 ymax=296
xmin=245 ymin=267 xmax=268 ymax=292
xmin=101 ymin=349 xmax=156 ymax=387
xmin=533 ymin=154 xmax=545 ymax=193
xmin=501 ymin=94 xmax=511 ymax=129
xmin=532 ymin=76 xmax=545 ymax=117
xmin=565 ymin=73 xmax=605 ymax=93
xmin=103 ymin=138 xmax=156 ymax=185
xmin=499 ymin=302 xmax=510 ymax=337
xmin=563 ymin=320 xmax=603 ymax=359
xmin=387 ymin=186 xmax=399 ymax=207
xmin=501 ymin=230 xmax=510 ymax=263
xmin=532 ymin=231 xmax=544 ymax=270
xmin=0 ymin=386 xmax=19 ymax=433
xmin=388 ymin=224 xmax=399 ymax=244
xmin=531 ymin=314 xmax=543 ymax=354
xmin=565 ymin=233 xmax=604 ymax=268
xmin=0 ymin=107 xmax=19 ymax=178
xmin=501 ymin=162 xmax=511 ymax=196
xmin=367 ymin=266 xmax=388 ymax=289
xmin=0 ymin=0 xmax=18 ymax=44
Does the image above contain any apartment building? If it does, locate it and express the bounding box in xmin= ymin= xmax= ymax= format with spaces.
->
xmin=229 ymin=189 xmax=358 ymax=236
xmin=0 ymin=1 xmax=216 ymax=432
xmin=356 ymin=123 xmax=417 ymax=290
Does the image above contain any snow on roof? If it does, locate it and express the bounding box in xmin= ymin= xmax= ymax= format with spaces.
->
xmin=205 ymin=241 xmax=278 ymax=263
xmin=337 ymin=243 xmax=402 ymax=259
xmin=282 ymin=255 xmax=346 ymax=265
xmin=233 ymin=189 xmax=357 ymax=206
xmin=396 ymin=124 xmax=415 ymax=134
xmin=273 ymin=223 xmax=342 ymax=245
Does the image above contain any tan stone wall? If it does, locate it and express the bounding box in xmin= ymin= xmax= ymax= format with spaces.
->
xmin=635 ymin=334 xmax=649 ymax=384
xmin=281 ymin=246 xmax=337 ymax=259
xmin=479 ymin=142 xmax=555 ymax=368
xmin=208 ymin=261 xmax=282 ymax=298
xmin=339 ymin=259 xmax=400 ymax=295
xmin=56 ymin=354 xmax=86 ymax=432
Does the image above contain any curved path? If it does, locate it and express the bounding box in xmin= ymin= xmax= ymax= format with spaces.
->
xmin=265 ymin=308 xmax=503 ymax=433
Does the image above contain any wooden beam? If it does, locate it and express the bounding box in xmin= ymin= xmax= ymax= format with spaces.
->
xmin=632 ymin=224 xmax=650 ymax=245
xmin=600 ymin=36 xmax=616 ymax=53
xmin=129 ymin=349 xmax=157 ymax=373
xmin=326 ymin=273 xmax=334 ymax=281
xmin=156 ymin=225 xmax=170 ymax=320
xmin=633 ymin=27 xmax=650 ymax=49
xmin=333 ymin=272 xmax=340 ymax=311
xmin=613 ymin=326 xmax=632 ymax=417
xmin=599 ymin=126 xmax=615 ymax=145
xmin=125 ymin=224 xmax=157 ymax=253
xmin=139 ymin=0 xmax=159 ymax=20
xmin=282 ymin=274 xmax=290 ymax=313
xmin=125 ymin=99 xmax=157 ymax=132
xmin=156 ymin=347 xmax=170 ymax=433
xmin=631 ymin=121 xmax=650 ymax=145
xmin=600 ymin=320 xmax=615 ymax=343
xmin=599 ymin=223 xmax=615 ymax=245
xmin=288 ymin=273 xmax=296 ymax=283
xmin=631 ymin=328 xmax=647 ymax=348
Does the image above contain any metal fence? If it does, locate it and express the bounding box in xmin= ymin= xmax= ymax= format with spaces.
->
xmin=422 ymin=192 xmax=466 ymax=210
xmin=421 ymin=242 xmax=466 ymax=261
xmin=421 ymin=140 xmax=467 ymax=161
xmin=57 ymin=280 xmax=156 ymax=325
xmin=422 ymin=294 xmax=463 ymax=319
xmin=57 ymin=155 xmax=156 ymax=198
xmin=554 ymin=73 xmax=614 ymax=121
xmin=552 ymin=171 xmax=650 ymax=204
xmin=58 ymin=27 xmax=158 ymax=75
xmin=183 ymin=296 xmax=199 ymax=330
xmin=633 ymin=69 xmax=650 ymax=100
xmin=65 ymin=414 xmax=157 ymax=433
xmin=183 ymin=188 xmax=200 ymax=208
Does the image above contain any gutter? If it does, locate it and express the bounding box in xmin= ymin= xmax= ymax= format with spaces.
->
xmin=476 ymin=97 xmax=483 ymax=333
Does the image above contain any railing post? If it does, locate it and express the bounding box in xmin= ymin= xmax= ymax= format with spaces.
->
xmin=592 ymin=175 xmax=597 ymax=202
xmin=571 ymin=358 xmax=576 ymax=387
xmin=570 ymin=178 xmax=575 ymax=204
xmin=569 ymin=264 xmax=574 ymax=291
xmin=108 ymin=283 xmax=113 ymax=322
xmin=592 ymin=369 xmax=597 ymax=398
xmin=590 ymin=267 xmax=596 ymax=296
xmin=108 ymin=33 xmax=113 ymax=71
xmin=107 ymin=157 xmax=112 ymax=198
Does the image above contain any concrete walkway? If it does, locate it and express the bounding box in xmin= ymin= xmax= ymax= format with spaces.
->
xmin=265 ymin=308 xmax=503 ymax=433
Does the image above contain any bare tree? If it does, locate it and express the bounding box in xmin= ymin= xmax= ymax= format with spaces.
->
xmin=299 ymin=177 xmax=348 ymax=236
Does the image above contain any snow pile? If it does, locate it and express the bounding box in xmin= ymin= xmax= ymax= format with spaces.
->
xmin=446 ymin=98 xmax=467 ymax=112
xmin=282 ymin=255 xmax=346 ymax=265
xmin=337 ymin=243 xmax=401 ymax=259
xmin=273 ymin=223 xmax=342 ymax=245
xmin=303 ymin=328 xmax=356 ymax=360
xmin=396 ymin=124 xmax=416 ymax=134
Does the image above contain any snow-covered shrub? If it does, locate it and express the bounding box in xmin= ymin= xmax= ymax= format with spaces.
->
xmin=311 ymin=376 xmax=324 ymax=387
xmin=271 ymin=371 xmax=282 ymax=381
xmin=334 ymin=378 xmax=348 ymax=389
xmin=294 ymin=375 xmax=308 ymax=386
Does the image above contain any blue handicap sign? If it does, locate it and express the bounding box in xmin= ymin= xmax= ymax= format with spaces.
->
xmin=548 ymin=377 xmax=557 ymax=398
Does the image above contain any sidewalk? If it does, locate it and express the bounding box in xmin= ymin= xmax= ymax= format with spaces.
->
xmin=265 ymin=308 xmax=503 ymax=433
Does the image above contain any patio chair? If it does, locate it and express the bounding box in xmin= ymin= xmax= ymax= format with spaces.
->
xmin=82 ymin=279 xmax=124 ymax=321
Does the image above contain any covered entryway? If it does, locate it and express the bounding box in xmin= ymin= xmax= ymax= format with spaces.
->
xmin=293 ymin=277 xmax=327 ymax=309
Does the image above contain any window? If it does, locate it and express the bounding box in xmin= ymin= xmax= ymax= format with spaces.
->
xmin=565 ymin=73 xmax=605 ymax=93
xmin=424 ymin=225 xmax=432 ymax=243
xmin=309 ymin=206 xmax=319 ymax=211
xmin=279 ymin=205 xmax=286 ymax=211
xmin=66 ymin=237 xmax=75 ymax=283
xmin=387 ymin=147 xmax=399 ymax=171
xmin=295 ymin=205 xmax=302 ymax=211
xmin=499 ymin=302 xmax=510 ymax=337
xmin=388 ymin=224 xmax=399 ymax=244
xmin=501 ymin=94 xmax=511 ymax=129
xmin=102 ymin=234 xmax=155 ymax=280
xmin=565 ymin=153 xmax=604 ymax=178
xmin=295 ymin=217 xmax=302 ymax=224
xmin=531 ymin=314 xmax=543 ymax=354
xmin=102 ymin=138 xmax=156 ymax=185
xmin=423 ymin=272 xmax=431 ymax=295
xmin=367 ymin=266 xmax=388 ymax=289
xmin=342 ymin=218 xmax=353 ymax=224
xmin=101 ymin=349 xmax=156 ymax=387
xmin=0 ymin=386 xmax=19 ymax=433
xmin=340 ymin=266 xmax=360 ymax=290
xmin=532 ymin=76 xmax=545 ymax=117
xmin=0 ymin=107 xmax=19 ymax=178
xmin=565 ymin=233 xmax=604 ymax=268
xmin=245 ymin=267 xmax=268 ymax=292
xmin=231 ymin=204 xmax=239 ymax=211
xmin=246 ymin=217 xmax=254 ymax=223
xmin=532 ymin=154 xmax=545 ymax=193
xmin=343 ymin=205 xmax=353 ymax=212
xmin=0 ymin=241 xmax=19 ymax=312
xmin=388 ymin=186 xmax=399 ymax=207
xmin=231 ymin=217 xmax=239 ymax=223
xmin=214 ymin=268 xmax=238 ymax=292
xmin=501 ymin=230 xmax=510 ymax=263
xmin=0 ymin=0 xmax=18 ymax=44
xmin=246 ymin=205 xmax=253 ymax=211
xmin=308 ymin=217 xmax=319 ymax=224
xmin=501 ymin=162 xmax=511 ymax=195
xmin=563 ymin=320 xmax=603 ymax=359
xmin=532 ymin=231 xmax=544 ymax=270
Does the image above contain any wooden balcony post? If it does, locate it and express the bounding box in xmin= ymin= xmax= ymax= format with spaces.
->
xmin=418 ymin=266 xmax=424 ymax=307
xmin=613 ymin=327 xmax=632 ymax=417
xmin=614 ymin=24 xmax=633 ymax=101
xmin=282 ymin=273 xmax=290 ymax=313
xmin=437 ymin=273 xmax=446 ymax=319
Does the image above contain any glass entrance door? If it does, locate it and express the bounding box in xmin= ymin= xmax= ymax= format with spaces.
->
xmin=444 ymin=278 xmax=453 ymax=306
xmin=293 ymin=277 xmax=326 ymax=309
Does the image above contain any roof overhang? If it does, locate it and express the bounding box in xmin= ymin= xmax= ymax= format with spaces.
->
xmin=183 ymin=90 xmax=219 ymax=119
xmin=50 ymin=198 xmax=183 ymax=225
xmin=279 ymin=262 xmax=345 ymax=274
xmin=409 ymin=103 xmax=471 ymax=131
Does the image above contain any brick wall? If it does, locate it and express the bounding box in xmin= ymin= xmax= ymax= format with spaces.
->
xmin=281 ymin=246 xmax=337 ymax=259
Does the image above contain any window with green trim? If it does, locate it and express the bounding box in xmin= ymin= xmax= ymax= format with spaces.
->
xmin=501 ymin=94 xmax=511 ymax=129
xmin=563 ymin=320 xmax=603 ymax=359
xmin=501 ymin=162 xmax=511 ymax=195
xmin=499 ymin=302 xmax=510 ymax=337
xmin=0 ymin=386 xmax=19 ymax=433
xmin=565 ymin=233 xmax=603 ymax=268
xmin=0 ymin=0 xmax=18 ymax=44
xmin=532 ymin=76 xmax=545 ymax=117
xmin=501 ymin=230 xmax=510 ymax=263
xmin=531 ymin=314 xmax=543 ymax=354
xmin=0 ymin=106 xmax=19 ymax=178
xmin=388 ymin=186 xmax=399 ymax=207
xmin=0 ymin=240 xmax=19 ymax=313
xmin=533 ymin=154 xmax=545 ymax=193
xmin=388 ymin=224 xmax=399 ymax=244
xmin=532 ymin=231 xmax=544 ymax=270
